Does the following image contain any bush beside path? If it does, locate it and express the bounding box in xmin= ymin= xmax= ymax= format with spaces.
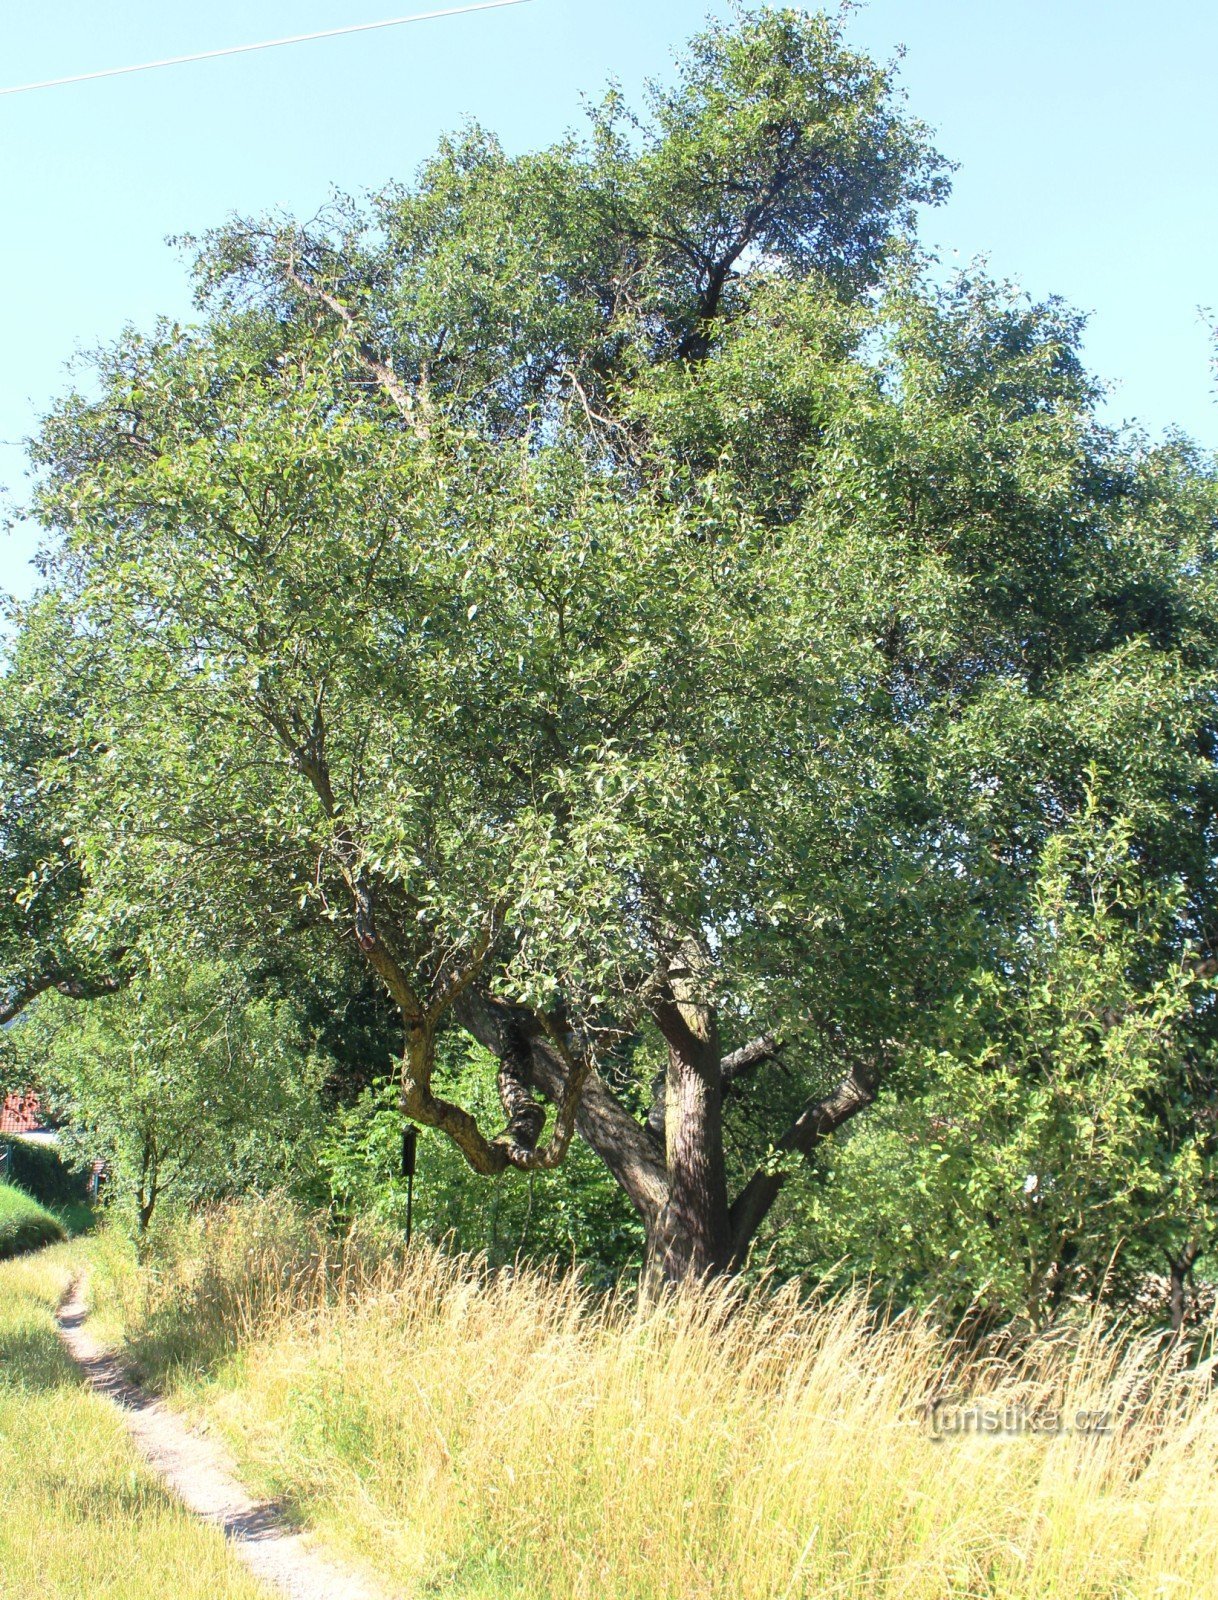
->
xmin=0 ymin=1180 xmax=65 ymax=1260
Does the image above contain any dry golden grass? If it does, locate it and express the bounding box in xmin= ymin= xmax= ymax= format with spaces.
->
xmin=91 ymin=1201 xmax=1218 ymax=1600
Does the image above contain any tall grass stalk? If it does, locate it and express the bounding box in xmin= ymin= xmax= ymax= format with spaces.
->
xmin=94 ymin=1200 xmax=1218 ymax=1600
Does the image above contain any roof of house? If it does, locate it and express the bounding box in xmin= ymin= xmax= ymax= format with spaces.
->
xmin=0 ymin=1091 xmax=45 ymax=1136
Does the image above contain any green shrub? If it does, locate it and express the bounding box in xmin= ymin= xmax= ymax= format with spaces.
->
xmin=2 ymin=1138 xmax=91 ymax=1209
xmin=0 ymin=1182 xmax=66 ymax=1260
xmin=317 ymin=1051 xmax=644 ymax=1285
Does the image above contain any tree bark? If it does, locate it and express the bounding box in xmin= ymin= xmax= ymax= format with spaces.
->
xmin=647 ymin=1032 xmax=784 ymax=1142
xmin=1168 ymin=1241 xmax=1201 ymax=1335
xmin=643 ymin=947 xmax=732 ymax=1294
xmin=495 ymin=1010 xmax=547 ymax=1150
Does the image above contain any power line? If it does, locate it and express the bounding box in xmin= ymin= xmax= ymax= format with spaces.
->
xmin=0 ymin=0 xmax=533 ymax=97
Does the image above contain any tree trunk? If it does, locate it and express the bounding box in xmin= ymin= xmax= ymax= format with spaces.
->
xmin=453 ymin=984 xmax=878 ymax=1294
xmin=643 ymin=951 xmax=731 ymax=1297
xmin=1168 ymin=1242 xmax=1201 ymax=1335
xmin=136 ymin=1141 xmax=158 ymax=1259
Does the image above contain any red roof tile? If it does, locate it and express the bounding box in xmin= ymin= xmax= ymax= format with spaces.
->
xmin=0 ymin=1091 xmax=44 ymax=1136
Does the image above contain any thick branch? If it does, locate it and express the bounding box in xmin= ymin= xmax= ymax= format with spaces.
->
xmin=496 ymin=1010 xmax=547 ymax=1150
xmin=727 ymin=1058 xmax=880 ymax=1267
xmin=400 ymin=1005 xmax=596 ymax=1178
xmin=455 ymin=988 xmax=669 ymax=1222
xmin=259 ymin=697 xmax=576 ymax=1179
xmin=400 ymin=1041 xmax=513 ymax=1175
xmin=1 ymin=973 xmax=54 ymax=1028
xmin=514 ymin=1015 xmax=596 ymax=1173
xmin=722 ymin=1033 xmax=785 ymax=1087
xmin=0 ymin=960 xmax=128 ymax=1028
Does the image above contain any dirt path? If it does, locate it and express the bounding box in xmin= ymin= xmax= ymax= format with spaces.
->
xmin=56 ymin=1278 xmax=390 ymax=1600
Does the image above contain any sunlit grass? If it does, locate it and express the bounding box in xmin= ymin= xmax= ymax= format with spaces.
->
xmin=88 ymin=1199 xmax=1218 ymax=1600
xmin=0 ymin=1179 xmax=66 ymax=1259
xmin=0 ymin=1242 xmax=270 ymax=1600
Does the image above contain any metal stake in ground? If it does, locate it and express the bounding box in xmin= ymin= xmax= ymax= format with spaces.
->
xmin=401 ymin=1124 xmax=418 ymax=1245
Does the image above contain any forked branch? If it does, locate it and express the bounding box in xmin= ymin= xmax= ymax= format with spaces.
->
xmin=281 ymin=260 xmax=428 ymax=435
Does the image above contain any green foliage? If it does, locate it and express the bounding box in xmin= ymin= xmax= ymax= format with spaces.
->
xmin=2 ymin=1135 xmax=91 ymax=1210
xmin=0 ymin=599 xmax=130 ymax=1024
xmin=794 ymin=800 xmax=1218 ymax=1326
xmin=8 ymin=6 xmax=1218 ymax=1297
xmin=20 ymin=7 xmax=953 ymax=1050
xmin=11 ymin=961 xmax=325 ymax=1234
xmin=0 ymin=1180 xmax=66 ymax=1259
xmin=318 ymin=1036 xmax=644 ymax=1281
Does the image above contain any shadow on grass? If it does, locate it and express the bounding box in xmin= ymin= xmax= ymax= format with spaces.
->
xmin=0 ymin=1219 xmax=66 ymax=1261
xmin=24 ymin=1469 xmax=168 ymax=1524
xmin=120 ymin=1313 xmax=235 ymax=1389
xmin=55 ymin=1201 xmax=99 ymax=1238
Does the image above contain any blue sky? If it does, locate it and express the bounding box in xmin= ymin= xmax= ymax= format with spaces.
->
xmin=3 ymin=1 xmax=1216 ymax=601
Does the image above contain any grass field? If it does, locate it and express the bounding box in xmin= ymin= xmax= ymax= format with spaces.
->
xmin=0 ymin=1179 xmax=66 ymax=1260
xmin=0 ymin=1242 xmax=271 ymax=1600
xmin=85 ymin=1199 xmax=1218 ymax=1600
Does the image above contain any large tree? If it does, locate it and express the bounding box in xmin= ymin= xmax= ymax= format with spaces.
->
xmin=22 ymin=7 xmax=1218 ymax=1290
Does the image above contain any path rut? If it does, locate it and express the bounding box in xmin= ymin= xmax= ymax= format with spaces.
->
xmin=56 ymin=1278 xmax=391 ymax=1600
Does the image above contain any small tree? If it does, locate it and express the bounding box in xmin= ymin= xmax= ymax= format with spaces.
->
xmin=15 ymin=962 xmax=322 ymax=1236
xmin=798 ymin=801 xmax=1218 ymax=1328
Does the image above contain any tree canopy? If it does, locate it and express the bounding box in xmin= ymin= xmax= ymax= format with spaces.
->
xmin=7 ymin=6 xmax=1218 ymax=1300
